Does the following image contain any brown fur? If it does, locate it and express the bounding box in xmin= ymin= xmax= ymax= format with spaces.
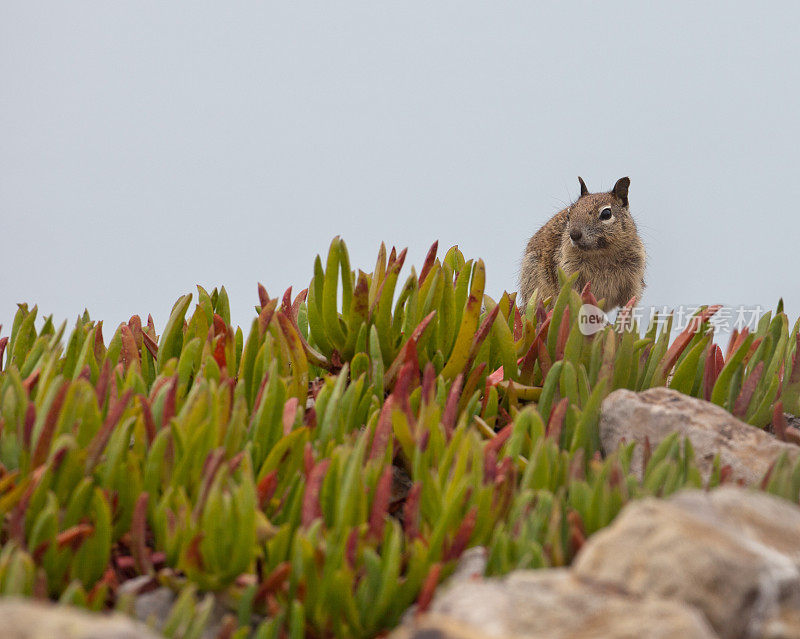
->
xmin=519 ymin=177 xmax=646 ymax=309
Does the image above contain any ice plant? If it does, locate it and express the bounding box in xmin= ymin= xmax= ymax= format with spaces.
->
xmin=0 ymin=238 xmax=798 ymax=638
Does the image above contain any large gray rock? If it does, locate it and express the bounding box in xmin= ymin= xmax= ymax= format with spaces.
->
xmin=391 ymin=569 xmax=716 ymax=639
xmin=600 ymin=388 xmax=799 ymax=484
xmin=0 ymin=598 xmax=163 ymax=639
xmin=573 ymin=487 xmax=800 ymax=639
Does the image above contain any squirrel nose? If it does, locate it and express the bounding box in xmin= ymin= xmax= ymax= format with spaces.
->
xmin=569 ymin=229 xmax=582 ymax=242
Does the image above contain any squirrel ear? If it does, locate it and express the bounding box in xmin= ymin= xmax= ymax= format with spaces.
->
xmin=611 ymin=177 xmax=630 ymax=206
xmin=578 ymin=176 xmax=589 ymax=198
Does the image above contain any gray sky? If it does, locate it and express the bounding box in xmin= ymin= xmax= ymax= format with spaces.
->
xmin=2 ymin=2 xmax=799 ymax=334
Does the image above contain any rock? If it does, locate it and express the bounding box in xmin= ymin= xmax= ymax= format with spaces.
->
xmin=778 ymin=414 xmax=800 ymax=447
xmin=600 ymin=387 xmax=799 ymax=484
xmin=131 ymin=586 xmax=177 ymax=630
xmin=117 ymin=582 xmax=237 ymax=639
xmin=785 ymin=413 xmax=800 ymax=432
xmin=446 ymin=547 xmax=487 ymax=585
xmin=762 ymin=607 xmax=800 ymax=639
xmin=670 ymin=487 xmax=800 ymax=565
xmin=391 ymin=569 xmax=716 ymax=639
xmin=573 ymin=487 xmax=800 ymax=639
xmin=116 ymin=575 xmax=157 ymax=597
xmin=0 ymin=597 xmax=164 ymax=638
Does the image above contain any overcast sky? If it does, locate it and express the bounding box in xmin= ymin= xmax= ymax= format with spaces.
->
xmin=2 ymin=3 xmax=798 ymax=336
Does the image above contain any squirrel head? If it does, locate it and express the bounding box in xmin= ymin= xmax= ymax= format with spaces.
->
xmin=562 ymin=177 xmax=635 ymax=254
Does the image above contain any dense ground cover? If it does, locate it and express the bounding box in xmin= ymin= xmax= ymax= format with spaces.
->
xmin=1 ymin=238 xmax=799 ymax=638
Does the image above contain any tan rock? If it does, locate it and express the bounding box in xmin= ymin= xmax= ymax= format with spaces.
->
xmin=671 ymin=487 xmax=800 ymax=566
xmin=573 ymin=488 xmax=800 ymax=639
xmin=762 ymin=607 xmax=800 ymax=639
xmin=600 ymin=387 xmax=799 ymax=484
xmin=0 ymin=598 xmax=163 ymax=639
xmin=391 ymin=569 xmax=716 ymax=639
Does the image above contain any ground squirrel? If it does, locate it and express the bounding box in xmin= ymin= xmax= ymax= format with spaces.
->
xmin=519 ymin=176 xmax=646 ymax=309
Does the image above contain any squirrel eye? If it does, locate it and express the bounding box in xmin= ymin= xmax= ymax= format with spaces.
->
xmin=599 ymin=208 xmax=612 ymax=221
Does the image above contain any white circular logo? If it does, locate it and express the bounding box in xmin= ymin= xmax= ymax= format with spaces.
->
xmin=577 ymin=304 xmax=610 ymax=335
